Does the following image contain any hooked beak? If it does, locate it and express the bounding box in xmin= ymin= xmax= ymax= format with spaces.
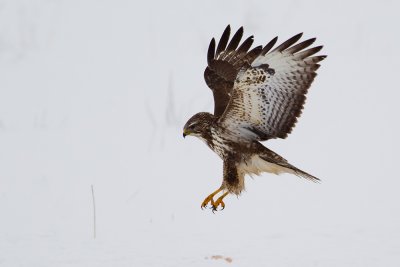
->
xmin=183 ymin=129 xmax=191 ymax=138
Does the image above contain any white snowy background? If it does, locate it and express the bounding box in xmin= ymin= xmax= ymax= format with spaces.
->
xmin=1 ymin=0 xmax=399 ymax=266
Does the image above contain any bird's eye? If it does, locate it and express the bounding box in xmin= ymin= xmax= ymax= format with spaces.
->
xmin=188 ymin=124 xmax=196 ymax=130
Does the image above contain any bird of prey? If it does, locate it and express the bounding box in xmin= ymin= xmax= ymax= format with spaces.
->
xmin=183 ymin=25 xmax=326 ymax=211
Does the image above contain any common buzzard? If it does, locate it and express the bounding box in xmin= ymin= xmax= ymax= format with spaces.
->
xmin=183 ymin=25 xmax=326 ymax=211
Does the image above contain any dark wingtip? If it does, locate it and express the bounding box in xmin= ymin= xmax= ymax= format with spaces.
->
xmin=289 ymin=32 xmax=304 ymax=43
xmin=261 ymin=36 xmax=278 ymax=55
xmin=207 ymin=38 xmax=216 ymax=66
xmin=237 ymin=35 xmax=254 ymax=53
xmin=273 ymin=32 xmax=303 ymax=52
xmin=295 ymin=32 xmax=304 ymax=38
xmin=227 ymin=26 xmax=244 ymax=51
xmin=301 ymin=37 xmax=317 ymax=48
xmin=306 ymin=45 xmax=323 ymax=54
xmin=216 ymin=25 xmax=231 ymax=55
xmin=247 ymin=45 xmax=263 ymax=59
xmin=315 ymin=45 xmax=323 ymax=50
xmin=295 ymin=45 xmax=323 ymax=59
xmin=287 ymin=37 xmax=317 ymax=54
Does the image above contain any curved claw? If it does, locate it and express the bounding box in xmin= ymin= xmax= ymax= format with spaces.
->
xmin=210 ymin=203 xmax=224 ymax=212
xmin=200 ymin=188 xmax=222 ymax=210
xmin=212 ymin=192 xmax=228 ymax=212
xmin=201 ymin=198 xmax=213 ymax=210
xmin=211 ymin=205 xmax=221 ymax=213
xmin=200 ymin=189 xmax=229 ymax=212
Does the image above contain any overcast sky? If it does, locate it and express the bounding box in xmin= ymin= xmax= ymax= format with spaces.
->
xmin=0 ymin=0 xmax=399 ymax=266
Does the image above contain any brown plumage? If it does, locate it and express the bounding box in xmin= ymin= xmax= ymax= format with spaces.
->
xmin=183 ymin=25 xmax=326 ymax=212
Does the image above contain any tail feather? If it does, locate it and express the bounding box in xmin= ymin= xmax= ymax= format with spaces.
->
xmin=288 ymin=165 xmax=320 ymax=183
xmin=258 ymin=146 xmax=320 ymax=182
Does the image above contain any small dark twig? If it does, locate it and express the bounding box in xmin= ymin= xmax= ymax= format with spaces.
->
xmin=91 ymin=185 xmax=96 ymax=239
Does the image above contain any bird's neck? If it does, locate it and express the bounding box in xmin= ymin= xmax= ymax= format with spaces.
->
xmin=207 ymin=125 xmax=234 ymax=159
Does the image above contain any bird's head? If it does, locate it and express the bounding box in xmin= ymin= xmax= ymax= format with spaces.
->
xmin=183 ymin=112 xmax=214 ymax=138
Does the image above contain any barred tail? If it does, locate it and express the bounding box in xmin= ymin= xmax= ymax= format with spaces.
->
xmin=259 ymin=145 xmax=320 ymax=182
xmin=288 ymin=165 xmax=320 ymax=183
xmin=259 ymin=149 xmax=320 ymax=183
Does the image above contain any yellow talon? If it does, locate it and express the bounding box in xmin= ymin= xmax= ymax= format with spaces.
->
xmin=212 ymin=192 xmax=229 ymax=211
xmin=201 ymin=188 xmax=222 ymax=209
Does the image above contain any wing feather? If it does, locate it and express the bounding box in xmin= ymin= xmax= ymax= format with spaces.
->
xmin=204 ymin=26 xmax=262 ymax=117
xmin=261 ymin=36 xmax=278 ymax=55
xmin=226 ymin=27 xmax=243 ymax=51
xmin=220 ymin=34 xmax=326 ymax=141
xmin=295 ymin=46 xmax=323 ymax=59
xmin=271 ymin=33 xmax=302 ymax=52
xmin=237 ymin=35 xmax=254 ymax=53
xmin=216 ymin=25 xmax=231 ymax=55
xmin=286 ymin=38 xmax=315 ymax=54
xmin=207 ymin=38 xmax=216 ymax=66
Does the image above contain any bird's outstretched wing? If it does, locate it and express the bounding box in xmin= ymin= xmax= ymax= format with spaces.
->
xmin=204 ymin=25 xmax=263 ymax=117
xmin=219 ymin=33 xmax=326 ymax=141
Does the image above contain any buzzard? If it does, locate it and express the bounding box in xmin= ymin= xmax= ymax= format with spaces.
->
xmin=183 ymin=25 xmax=326 ymax=211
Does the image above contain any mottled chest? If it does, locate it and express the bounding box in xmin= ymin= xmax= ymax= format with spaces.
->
xmin=208 ymin=129 xmax=234 ymax=158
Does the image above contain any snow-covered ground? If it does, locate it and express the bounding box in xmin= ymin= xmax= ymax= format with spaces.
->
xmin=1 ymin=0 xmax=399 ymax=266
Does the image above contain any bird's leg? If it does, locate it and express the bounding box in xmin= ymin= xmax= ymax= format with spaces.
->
xmin=201 ymin=188 xmax=222 ymax=209
xmin=212 ymin=192 xmax=229 ymax=211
